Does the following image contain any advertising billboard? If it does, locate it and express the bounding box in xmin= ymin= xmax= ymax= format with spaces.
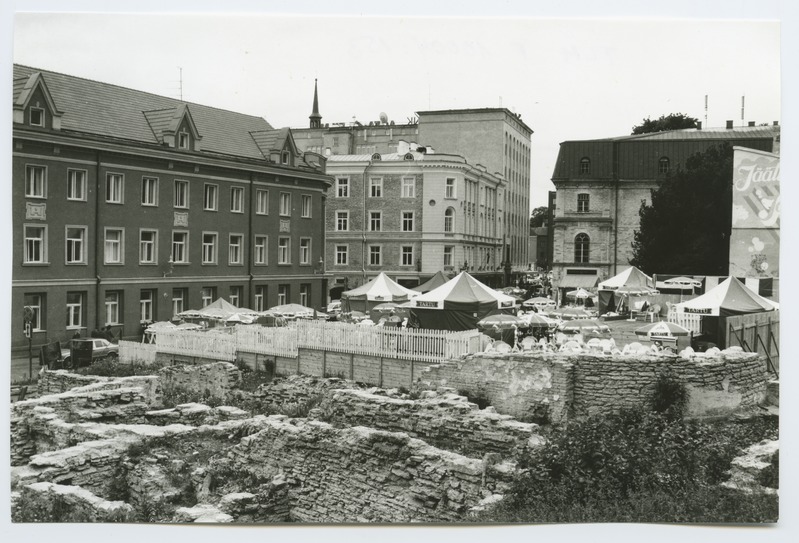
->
xmin=729 ymin=147 xmax=780 ymax=278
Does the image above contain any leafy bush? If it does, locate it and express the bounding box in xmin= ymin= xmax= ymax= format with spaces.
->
xmin=76 ymin=358 xmax=167 ymax=377
xmin=758 ymin=450 xmax=779 ymax=489
xmin=651 ymin=372 xmax=690 ymax=420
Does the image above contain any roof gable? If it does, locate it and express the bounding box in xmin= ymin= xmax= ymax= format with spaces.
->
xmin=13 ymin=72 xmax=63 ymax=128
xmin=144 ymin=104 xmax=203 ymax=149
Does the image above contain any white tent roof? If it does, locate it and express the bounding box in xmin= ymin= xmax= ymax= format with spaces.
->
xmin=411 ymin=272 xmax=517 ymax=310
xmin=599 ymin=266 xmax=654 ymax=290
xmin=675 ymin=277 xmax=778 ymax=316
xmin=341 ymin=272 xmax=420 ymax=302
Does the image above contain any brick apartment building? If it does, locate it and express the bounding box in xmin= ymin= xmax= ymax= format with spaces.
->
xmin=550 ymin=122 xmax=780 ymax=291
xmin=12 ymin=65 xmax=332 ymax=353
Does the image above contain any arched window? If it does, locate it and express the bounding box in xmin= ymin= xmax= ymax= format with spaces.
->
xmin=574 ymin=233 xmax=590 ymax=263
xmin=444 ymin=207 xmax=455 ymax=233
xmin=371 ymin=153 xmax=382 ymax=161
xmin=404 ymin=152 xmax=415 ymax=161
xmin=579 ymin=157 xmax=591 ymax=175
xmin=658 ymin=156 xmax=670 ymax=174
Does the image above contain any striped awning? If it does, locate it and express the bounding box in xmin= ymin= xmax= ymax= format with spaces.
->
xmin=559 ymin=274 xmax=599 ymax=289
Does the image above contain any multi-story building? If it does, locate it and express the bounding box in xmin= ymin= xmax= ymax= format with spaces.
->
xmin=12 ymin=65 xmax=332 ymax=353
xmin=324 ymin=149 xmax=505 ymax=299
xmin=550 ymin=122 xmax=780 ymax=292
xmin=294 ymin=84 xmax=533 ymax=280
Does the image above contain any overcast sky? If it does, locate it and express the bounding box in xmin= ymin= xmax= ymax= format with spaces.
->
xmin=8 ymin=3 xmax=785 ymax=209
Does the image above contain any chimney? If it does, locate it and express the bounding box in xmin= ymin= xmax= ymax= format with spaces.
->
xmin=726 ymin=120 xmax=734 ymax=129
xmin=748 ymin=121 xmax=756 ymax=127
xmin=696 ymin=121 xmax=702 ymax=130
xmin=773 ymin=121 xmax=779 ymax=126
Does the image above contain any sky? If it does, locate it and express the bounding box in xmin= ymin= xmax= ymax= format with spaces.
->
xmin=2 ymin=1 xmax=798 ymax=543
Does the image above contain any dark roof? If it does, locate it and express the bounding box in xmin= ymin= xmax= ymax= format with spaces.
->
xmin=563 ymin=125 xmax=778 ymax=144
xmin=13 ymin=64 xmax=275 ymax=160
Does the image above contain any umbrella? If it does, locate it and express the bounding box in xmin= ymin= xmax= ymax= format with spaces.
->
xmin=268 ymin=303 xmax=316 ymax=318
xmin=145 ymin=321 xmax=176 ymax=332
xmin=615 ymin=285 xmax=659 ymax=296
xmin=372 ymin=302 xmax=400 ymax=313
xmin=550 ymin=307 xmax=591 ymax=320
xmin=477 ymin=314 xmax=525 ymax=330
xmin=566 ymin=288 xmax=592 ymax=300
xmin=634 ymin=321 xmax=691 ymax=337
xmin=520 ymin=313 xmax=556 ymax=328
xmin=557 ymin=319 xmax=611 ymax=334
xmin=176 ymin=322 xmax=202 ymax=330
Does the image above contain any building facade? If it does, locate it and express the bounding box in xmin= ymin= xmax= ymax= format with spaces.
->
xmin=12 ymin=65 xmax=332 ymax=353
xmin=323 ymin=151 xmax=506 ymax=298
xmin=550 ymin=122 xmax=780 ymax=291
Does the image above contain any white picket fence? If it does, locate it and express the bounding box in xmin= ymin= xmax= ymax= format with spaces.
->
xmin=667 ymin=310 xmax=703 ymax=334
xmin=155 ymin=329 xmax=237 ymax=361
xmin=234 ymin=325 xmax=298 ymax=358
xmin=119 ymin=340 xmax=158 ymax=365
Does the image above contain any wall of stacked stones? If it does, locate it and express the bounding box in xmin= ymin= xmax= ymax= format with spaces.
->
xmin=224 ymin=417 xmax=514 ymax=522
xmin=158 ymin=361 xmax=241 ymax=402
xmin=12 ymin=482 xmax=133 ymax=522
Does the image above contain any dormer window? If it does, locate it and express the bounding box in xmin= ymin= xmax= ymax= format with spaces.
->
xmin=371 ymin=153 xmax=382 ymax=161
xmin=282 ymin=151 xmax=289 ymax=165
xmin=178 ymin=132 xmax=190 ymax=150
xmin=658 ymin=157 xmax=670 ymax=174
xmin=30 ymin=107 xmax=44 ymax=127
xmin=579 ymin=157 xmax=591 ymax=175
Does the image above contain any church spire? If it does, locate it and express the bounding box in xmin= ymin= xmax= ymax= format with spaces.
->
xmin=309 ymin=78 xmax=322 ymax=129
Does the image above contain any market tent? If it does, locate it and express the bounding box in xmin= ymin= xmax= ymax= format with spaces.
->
xmin=674 ymin=277 xmax=778 ymax=317
xmin=410 ymin=272 xmax=517 ymax=331
xmin=598 ymin=266 xmax=658 ymax=314
xmin=178 ymin=298 xmax=247 ymax=321
xmin=599 ymin=266 xmax=656 ymax=291
xmin=412 ymin=270 xmax=450 ymax=293
xmin=341 ymin=272 xmax=419 ymax=313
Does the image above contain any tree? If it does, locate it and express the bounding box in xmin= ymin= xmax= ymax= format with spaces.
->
xmin=630 ymin=143 xmax=733 ymax=275
xmin=529 ymin=206 xmax=548 ymax=228
xmin=631 ymin=113 xmax=698 ymax=135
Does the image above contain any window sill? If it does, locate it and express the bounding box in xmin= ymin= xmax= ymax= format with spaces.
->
xmin=106 ymin=201 xmax=124 ymax=205
xmin=139 ymin=262 xmax=158 ymax=266
xmin=277 ymin=263 xmax=293 ymax=266
xmin=25 ymin=195 xmax=47 ymax=200
xmin=23 ymin=262 xmax=51 ymax=266
xmin=104 ymin=262 xmax=125 ymax=266
xmin=201 ymin=263 xmax=218 ymax=266
xmin=228 ymin=263 xmax=245 ymax=267
xmin=203 ymin=208 xmax=218 ymax=212
xmin=141 ymin=204 xmax=158 ymax=208
xmin=66 ymin=262 xmax=88 ymax=266
xmin=172 ymin=261 xmax=190 ymax=265
xmin=230 ymin=210 xmax=244 ymax=214
xmin=67 ymin=198 xmax=87 ymax=203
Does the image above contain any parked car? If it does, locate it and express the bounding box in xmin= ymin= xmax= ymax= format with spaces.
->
xmin=61 ymin=338 xmax=119 ymax=368
xmin=327 ymin=300 xmax=342 ymax=316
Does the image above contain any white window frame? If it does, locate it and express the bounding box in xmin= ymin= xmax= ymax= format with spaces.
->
xmin=65 ymin=225 xmax=87 ymax=264
xmin=66 ymin=292 xmax=83 ymax=329
xmin=254 ymin=235 xmax=268 ymax=265
xmin=335 ymin=245 xmax=348 ymax=266
xmin=277 ymin=285 xmax=289 ymax=305
xmin=204 ymin=183 xmax=218 ymax=211
xmin=301 ymin=194 xmax=312 ymax=218
xmin=141 ymin=176 xmax=159 ymax=206
xmin=370 ymin=177 xmax=383 ymax=198
xmin=445 ymin=178 xmax=456 ymax=199
xmin=25 ymin=165 xmax=47 ymax=198
xmin=369 ymin=211 xmax=382 ymax=232
xmin=336 ymin=178 xmax=349 ymax=198
xmin=299 ymin=284 xmax=310 ymax=307
xmin=25 ymin=294 xmax=44 ymax=331
xmin=230 ymin=186 xmax=244 ymax=213
xmin=299 ymin=237 xmax=311 ymax=265
xmin=254 ymin=287 xmax=265 ymax=312
xmin=30 ymin=107 xmax=45 ymax=127
xmin=202 ymin=232 xmax=218 ymax=264
xmin=577 ymin=193 xmax=590 ymax=213
xmin=106 ymin=173 xmax=124 ymax=204
xmin=401 ymin=177 xmax=415 ymax=198
xmin=401 ymin=246 xmax=414 ymax=267
xmin=140 ymin=290 xmax=154 ymax=323
xmin=139 ymin=229 xmax=158 ymax=264
xmin=105 ymin=291 xmax=121 ymax=326
xmin=201 ymin=287 xmax=215 ymax=308
xmin=256 ymin=189 xmax=269 ymax=215
xmin=171 ymin=231 xmax=189 ymax=264
xmin=229 ymin=233 xmax=244 ymax=265
xmin=23 ymin=224 xmax=48 ymax=264
xmin=104 ymin=227 xmax=124 ymax=264
xmin=444 ymin=207 xmax=455 ymax=233
xmin=279 ymin=192 xmax=291 ymax=216
xmin=67 ymin=169 xmax=87 ymax=201
xmin=229 ymin=286 xmax=242 ymax=307
xmin=172 ymin=288 xmax=185 ymax=317
xmin=402 ymin=211 xmax=415 ymax=232
xmin=369 ymin=245 xmax=382 ymax=266
xmin=174 ymin=180 xmax=189 ymax=209
xmin=443 ymin=246 xmax=454 ymax=267
xmin=278 ymin=237 xmax=291 ymax=264
xmin=178 ymin=131 xmax=190 ymax=150
xmin=336 ymin=210 xmax=349 ymax=231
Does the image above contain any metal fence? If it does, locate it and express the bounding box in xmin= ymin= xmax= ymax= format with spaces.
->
xmin=119 ymin=340 xmax=158 ymax=365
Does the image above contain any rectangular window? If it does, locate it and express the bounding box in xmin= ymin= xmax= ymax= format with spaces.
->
xmin=65 ymin=226 xmax=86 ymax=264
xmin=370 ymin=177 xmax=383 ymax=198
xmin=254 ymin=286 xmax=267 ymax=312
xmin=30 ymin=107 xmax=44 ymax=126
xmin=66 ymin=292 xmax=84 ymax=329
xmin=104 ymin=228 xmax=124 ymax=264
xmin=278 ymin=237 xmax=291 ymax=264
xmin=174 ymin=180 xmax=189 ymax=208
xmin=254 ymin=235 xmax=268 ymax=265
xmin=301 ymin=194 xmax=312 ymax=218
xmin=140 ymin=290 xmax=154 ymax=323
xmin=204 ymin=184 xmax=218 ymax=211
xmin=202 ymin=232 xmax=218 ymax=264
xmin=24 ymin=294 xmax=44 ymax=331
xmin=25 ymin=165 xmax=47 ymax=198
xmin=255 ymin=189 xmax=269 ymax=214
xmin=299 ymin=238 xmax=311 ymax=265
xmin=172 ymin=288 xmax=186 ymax=317
xmin=139 ymin=229 xmax=157 ymax=264
xmin=67 ymin=169 xmax=87 ymax=201
xmin=401 ymin=246 xmax=414 ymax=266
xmin=178 ymin=132 xmax=190 ymax=150
xmin=336 ymin=211 xmax=349 ymax=231
xmin=201 ymin=287 xmax=215 ymax=308
xmin=401 ymin=177 xmax=415 ymax=198
xmin=280 ymin=192 xmax=291 ymax=216
xmin=106 ymin=173 xmax=124 ymax=203
xmin=443 ymin=246 xmax=454 ymax=267
xmin=369 ymin=245 xmax=382 ymax=266
xmin=229 ymin=286 xmax=242 ymax=307
xmin=402 ymin=211 xmax=415 ymax=232
xmin=445 ymin=178 xmax=457 ymax=199
xmin=369 ymin=211 xmax=382 ymax=232
xmin=230 ymin=186 xmax=244 ymax=213
xmin=299 ymin=284 xmax=311 ymax=307
xmin=336 ymin=245 xmax=348 ymax=265
xmin=105 ymin=291 xmax=121 ymax=325
xmin=141 ymin=177 xmax=158 ymax=206
xmin=171 ymin=231 xmax=188 ymax=263
xmin=577 ymin=193 xmax=590 ymax=213
xmin=229 ymin=234 xmax=243 ymax=265
xmin=24 ymin=225 xmax=47 ymax=263
xmin=278 ymin=285 xmax=289 ymax=305
xmin=336 ymin=178 xmax=349 ymax=198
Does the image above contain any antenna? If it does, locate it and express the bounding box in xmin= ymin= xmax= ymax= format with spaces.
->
xmin=741 ymin=95 xmax=745 ymax=126
xmin=499 ymin=96 xmax=503 ymax=108
xmin=179 ymin=67 xmax=183 ymax=101
xmin=704 ymin=94 xmax=708 ymax=127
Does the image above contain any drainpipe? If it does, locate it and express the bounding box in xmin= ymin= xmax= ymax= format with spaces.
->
xmin=612 ymin=141 xmax=619 ymax=276
xmin=361 ymin=159 xmax=374 ymax=285
xmin=248 ymin=172 xmax=254 ymax=307
xmin=94 ymin=150 xmax=102 ymax=332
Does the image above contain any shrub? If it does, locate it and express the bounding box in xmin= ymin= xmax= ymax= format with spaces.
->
xmin=651 ymin=372 xmax=689 ymax=420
